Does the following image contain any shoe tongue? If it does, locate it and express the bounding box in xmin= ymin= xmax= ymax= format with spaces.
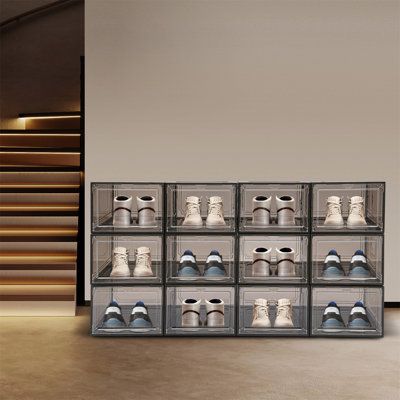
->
xmin=209 ymin=196 xmax=222 ymax=204
xmin=209 ymin=250 xmax=220 ymax=256
xmin=354 ymin=301 xmax=364 ymax=308
xmin=134 ymin=301 xmax=145 ymax=308
xmin=328 ymin=249 xmax=338 ymax=256
xmin=186 ymin=196 xmax=200 ymax=204
xmin=278 ymin=298 xmax=291 ymax=306
xmin=114 ymin=247 xmax=127 ymax=254
xmin=327 ymin=301 xmax=338 ymax=308
xmin=136 ymin=246 xmax=150 ymax=254
xmin=109 ymin=300 xmax=120 ymax=307
xmin=327 ymin=196 xmax=341 ymax=204
xmin=354 ymin=249 xmax=364 ymax=256
xmin=254 ymin=298 xmax=268 ymax=307
xmin=351 ymin=196 xmax=364 ymax=204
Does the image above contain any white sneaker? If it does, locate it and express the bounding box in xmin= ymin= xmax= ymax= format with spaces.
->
xmin=251 ymin=298 xmax=271 ymax=328
xmin=276 ymin=196 xmax=295 ymax=226
xmin=206 ymin=196 xmax=226 ymax=227
xmin=276 ymin=247 xmax=296 ymax=277
xmin=133 ymin=246 xmax=153 ymax=277
xmin=182 ymin=298 xmax=201 ymax=327
xmin=347 ymin=196 xmax=367 ymax=228
xmin=136 ymin=196 xmax=156 ymax=226
xmin=182 ymin=196 xmax=203 ymax=227
xmin=113 ymin=195 xmax=132 ymax=226
xmin=110 ymin=247 xmax=130 ymax=277
xmin=274 ymin=298 xmax=294 ymax=328
xmin=252 ymin=247 xmax=272 ymax=277
xmin=324 ymin=196 xmax=344 ymax=227
xmin=205 ymin=298 xmax=224 ymax=327
xmin=252 ymin=195 xmax=271 ymax=226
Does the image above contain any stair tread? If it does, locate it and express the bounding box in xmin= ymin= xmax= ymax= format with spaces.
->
xmin=0 ymin=129 xmax=81 ymax=134
xmin=0 ymin=227 xmax=77 ymax=235
xmin=0 ymin=203 xmax=79 ymax=215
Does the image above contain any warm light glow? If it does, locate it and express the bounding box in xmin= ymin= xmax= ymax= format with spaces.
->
xmin=19 ymin=116 xmax=80 ymax=120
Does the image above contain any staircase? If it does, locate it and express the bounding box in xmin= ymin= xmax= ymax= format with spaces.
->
xmin=0 ymin=113 xmax=83 ymax=316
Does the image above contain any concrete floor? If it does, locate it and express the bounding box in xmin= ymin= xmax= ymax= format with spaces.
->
xmin=0 ymin=308 xmax=399 ymax=400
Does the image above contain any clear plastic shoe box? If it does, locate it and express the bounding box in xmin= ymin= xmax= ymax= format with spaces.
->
xmin=91 ymin=286 xmax=163 ymax=336
xmin=312 ymin=235 xmax=383 ymax=285
xmin=166 ymin=286 xmax=235 ymax=336
xmin=238 ymin=286 xmax=309 ymax=336
xmin=239 ymin=183 xmax=309 ymax=233
xmin=239 ymin=235 xmax=308 ymax=284
xmin=166 ymin=235 xmax=235 ymax=283
xmin=311 ymin=286 xmax=383 ymax=337
xmin=92 ymin=183 xmax=163 ymax=233
xmin=91 ymin=235 xmax=163 ymax=284
xmin=312 ymin=183 xmax=384 ymax=233
xmin=166 ymin=183 xmax=236 ymax=233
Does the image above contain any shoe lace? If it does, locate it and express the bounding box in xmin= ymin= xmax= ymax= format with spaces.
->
xmin=254 ymin=305 xmax=269 ymax=319
xmin=136 ymin=252 xmax=150 ymax=267
xmin=186 ymin=202 xmax=200 ymax=217
xmin=277 ymin=304 xmax=291 ymax=319
xmin=327 ymin=201 xmax=341 ymax=217
xmin=349 ymin=201 xmax=364 ymax=217
xmin=114 ymin=252 xmax=128 ymax=267
xmin=208 ymin=202 xmax=223 ymax=217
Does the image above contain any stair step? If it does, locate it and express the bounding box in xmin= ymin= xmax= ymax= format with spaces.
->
xmin=0 ymin=252 xmax=76 ymax=264
xmin=0 ymin=227 xmax=78 ymax=241
xmin=0 ymin=133 xmax=80 ymax=149
xmin=0 ymin=284 xmax=75 ymax=301
xmin=0 ymin=129 xmax=81 ymax=134
xmin=0 ymin=152 xmax=80 ymax=167
xmin=0 ymin=269 xmax=76 ymax=285
xmin=0 ymin=203 xmax=79 ymax=216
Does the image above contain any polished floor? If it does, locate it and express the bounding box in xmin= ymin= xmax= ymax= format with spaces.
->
xmin=0 ymin=308 xmax=399 ymax=400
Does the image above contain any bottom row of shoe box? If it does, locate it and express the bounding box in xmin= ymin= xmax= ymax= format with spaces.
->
xmin=91 ymin=286 xmax=383 ymax=336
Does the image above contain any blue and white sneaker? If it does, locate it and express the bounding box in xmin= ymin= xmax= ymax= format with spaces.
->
xmin=204 ymin=250 xmax=226 ymax=278
xmin=128 ymin=301 xmax=153 ymax=329
xmin=322 ymin=250 xmax=345 ymax=279
xmin=177 ymin=250 xmax=200 ymax=278
xmin=349 ymin=250 xmax=371 ymax=278
xmin=321 ymin=301 xmax=345 ymax=329
xmin=348 ymin=301 xmax=371 ymax=328
xmin=101 ymin=300 xmax=126 ymax=328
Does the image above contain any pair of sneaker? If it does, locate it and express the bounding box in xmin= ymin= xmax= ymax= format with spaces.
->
xmin=322 ymin=301 xmax=371 ymax=329
xmin=252 ymin=195 xmax=296 ymax=226
xmin=324 ymin=196 xmax=367 ymax=228
xmin=251 ymin=298 xmax=294 ymax=328
xmin=102 ymin=300 xmax=153 ymax=329
xmin=323 ymin=249 xmax=371 ymax=279
xmin=182 ymin=298 xmax=224 ymax=327
xmin=252 ymin=247 xmax=296 ymax=277
xmin=110 ymin=246 xmax=153 ymax=277
xmin=182 ymin=196 xmax=225 ymax=227
xmin=178 ymin=250 xmax=226 ymax=278
xmin=113 ymin=195 xmax=156 ymax=226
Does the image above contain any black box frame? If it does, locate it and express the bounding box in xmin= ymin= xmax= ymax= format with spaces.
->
xmin=90 ymin=181 xmax=385 ymax=338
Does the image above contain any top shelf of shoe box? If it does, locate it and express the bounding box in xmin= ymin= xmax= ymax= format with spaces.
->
xmin=312 ymin=183 xmax=385 ymax=234
xmin=91 ymin=183 xmax=164 ymax=233
xmin=239 ymin=183 xmax=310 ymax=233
xmin=166 ymin=183 xmax=237 ymax=233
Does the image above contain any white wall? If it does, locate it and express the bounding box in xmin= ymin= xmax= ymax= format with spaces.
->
xmin=85 ymin=0 xmax=400 ymax=301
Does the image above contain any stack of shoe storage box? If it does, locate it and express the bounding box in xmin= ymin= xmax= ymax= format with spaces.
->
xmin=90 ymin=182 xmax=384 ymax=337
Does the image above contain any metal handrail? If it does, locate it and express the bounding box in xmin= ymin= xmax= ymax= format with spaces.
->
xmin=0 ymin=0 xmax=82 ymax=30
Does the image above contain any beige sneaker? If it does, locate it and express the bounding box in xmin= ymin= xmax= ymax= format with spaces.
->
xmin=133 ymin=246 xmax=153 ymax=277
xmin=251 ymin=298 xmax=271 ymax=328
xmin=274 ymin=298 xmax=294 ymax=328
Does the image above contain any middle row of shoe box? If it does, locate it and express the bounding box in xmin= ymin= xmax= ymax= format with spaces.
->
xmin=92 ymin=235 xmax=383 ymax=284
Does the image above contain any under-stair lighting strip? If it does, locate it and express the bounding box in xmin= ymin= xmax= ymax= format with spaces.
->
xmin=18 ymin=112 xmax=81 ymax=119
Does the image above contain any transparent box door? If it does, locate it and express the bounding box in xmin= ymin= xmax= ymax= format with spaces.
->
xmin=92 ymin=286 xmax=163 ymax=336
xmin=166 ymin=286 xmax=235 ymax=335
xmin=312 ymin=183 xmax=384 ymax=232
xmin=239 ymin=286 xmax=308 ymax=336
xmin=312 ymin=235 xmax=383 ymax=284
xmin=239 ymin=235 xmax=308 ymax=284
xmin=239 ymin=183 xmax=309 ymax=232
xmin=92 ymin=235 xmax=163 ymax=284
xmin=92 ymin=183 xmax=163 ymax=233
xmin=166 ymin=235 xmax=235 ymax=283
xmin=166 ymin=183 xmax=236 ymax=232
xmin=311 ymin=287 xmax=383 ymax=337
